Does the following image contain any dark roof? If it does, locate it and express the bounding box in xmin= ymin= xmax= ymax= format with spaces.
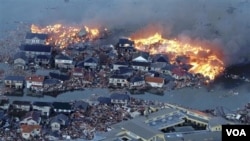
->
xmin=43 ymin=79 xmax=61 ymax=85
xmin=12 ymin=101 xmax=31 ymax=106
xmin=113 ymin=61 xmax=129 ymax=66
xmin=110 ymin=93 xmax=130 ymax=101
xmin=110 ymin=74 xmax=128 ymax=79
xmin=52 ymin=102 xmax=72 ymax=110
xmin=84 ymin=57 xmax=98 ymax=63
xmin=55 ymin=54 xmax=72 ymax=60
xmin=153 ymin=54 xmax=169 ymax=63
xmin=25 ymin=33 xmax=48 ymax=40
xmin=76 ymin=61 xmax=84 ymax=68
xmin=118 ymin=38 xmax=134 ymax=47
xmin=73 ymin=101 xmax=89 ymax=111
xmin=33 ymin=101 xmax=52 ymax=107
xmin=49 ymin=72 xmax=70 ymax=81
xmin=130 ymin=76 xmax=144 ymax=83
xmin=14 ymin=52 xmax=27 ymax=60
xmin=4 ymin=75 xmax=25 ymax=81
xmin=97 ymin=97 xmax=111 ymax=104
xmin=116 ymin=67 xmax=134 ymax=75
xmin=20 ymin=44 xmax=52 ymax=53
xmin=35 ymin=55 xmax=51 ymax=60
xmin=22 ymin=111 xmax=41 ymax=123
xmin=50 ymin=113 xmax=69 ymax=125
xmin=133 ymin=51 xmax=150 ymax=60
xmin=131 ymin=61 xmax=150 ymax=67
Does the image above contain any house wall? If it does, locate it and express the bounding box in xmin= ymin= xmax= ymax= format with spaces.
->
xmin=210 ymin=125 xmax=222 ymax=132
xmin=33 ymin=106 xmax=51 ymax=116
xmin=132 ymin=66 xmax=148 ymax=72
xmin=25 ymin=38 xmax=46 ymax=45
xmin=22 ymin=132 xmax=31 ymax=140
xmin=109 ymin=78 xmax=128 ymax=87
xmin=84 ymin=63 xmax=97 ymax=68
xmin=113 ymin=64 xmax=127 ymax=70
xmin=14 ymin=105 xmax=30 ymax=111
xmin=14 ymin=58 xmax=25 ymax=65
xmin=130 ymin=81 xmax=145 ymax=87
xmin=146 ymin=82 xmax=164 ymax=88
xmin=51 ymin=122 xmax=61 ymax=131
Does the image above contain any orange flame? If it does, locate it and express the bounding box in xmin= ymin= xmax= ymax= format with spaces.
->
xmin=31 ymin=24 xmax=100 ymax=48
xmin=132 ymin=33 xmax=224 ymax=80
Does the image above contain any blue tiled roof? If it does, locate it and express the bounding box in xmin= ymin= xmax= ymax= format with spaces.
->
xmin=4 ymin=75 xmax=25 ymax=81
xmin=25 ymin=33 xmax=48 ymax=40
xmin=20 ymin=44 xmax=52 ymax=52
xmin=97 ymin=97 xmax=111 ymax=104
xmin=110 ymin=93 xmax=130 ymax=101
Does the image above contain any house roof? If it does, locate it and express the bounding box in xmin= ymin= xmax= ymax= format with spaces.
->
xmin=25 ymin=32 xmax=48 ymax=40
xmin=43 ymin=79 xmax=61 ymax=85
xmin=84 ymin=57 xmax=98 ymax=63
xmin=26 ymin=75 xmax=45 ymax=82
xmin=76 ymin=61 xmax=84 ymax=68
xmin=49 ymin=72 xmax=70 ymax=81
xmin=50 ymin=113 xmax=69 ymax=124
xmin=130 ymin=76 xmax=144 ymax=83
xmin=116 ymin=67 xmax=133 ymax=75
xmin=110 ymin=74 xmax=128 ymax=79
xmin=73 ymin=101 xmax=89 ymax=110
xmin=113 ymin=61 xmax=129 ymax=66
xmin=52 ymin=102 xmax=72 ymax=110
xmin=72 ymin=67 xmax=83 ymax=73
xmin=21 ymin=111 xmax=41 ymax=123
xmin=97 ymin=97 xmax=111 ymax=104
xmin=4 ymin=75 xmax=25 ymax=81
xmin=55 ymin=54 xmax=72 ymax=60
xmin=12 ymin=100 xmax=31 ymax=106
xmin=35 ymin=55 xmax=51 ymax=60
xmin=131 ymin=61 xmax=150 ymax=67
xmin=20 ymin=44 xmax=52 ymax=52
xmin=171 ymin=67 xmax=187 ymax=76
xmin=118 ymin=38 xmax=134 ymax=47
xmin=132 ymin=51 xmax=149 ymax=60
xmin=121 ymin=120 xmax=161 ymax=140
xmin=110 ymin=93 xmax=130 ymax=101
xmin=33 ymin=101 xmax=52 ymax=107
xmin=209 ymin=116 xmax=232 ymax=127
xmin=14 ymin=52 xmax=27 ymax=60
xmin=21 ymin=124 xmax=41 ymax=133
xmin=145 ymin=76 xmax=164 ymax=83
xmin=153 ymin=54 xmax=169 ymax=63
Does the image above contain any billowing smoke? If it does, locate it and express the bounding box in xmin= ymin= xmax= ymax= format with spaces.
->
xmin=1 ymin=0 xmax=250 ymax=66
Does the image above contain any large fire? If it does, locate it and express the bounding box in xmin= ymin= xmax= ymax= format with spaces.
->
xmin=31 ymin=24 xmax=100 ymax=48
xmin=132 ymin=33 xmax=224 ymax=80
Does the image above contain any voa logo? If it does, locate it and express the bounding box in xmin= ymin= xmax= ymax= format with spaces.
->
xmin=226 ymin=129 xmax=246 ymax=136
